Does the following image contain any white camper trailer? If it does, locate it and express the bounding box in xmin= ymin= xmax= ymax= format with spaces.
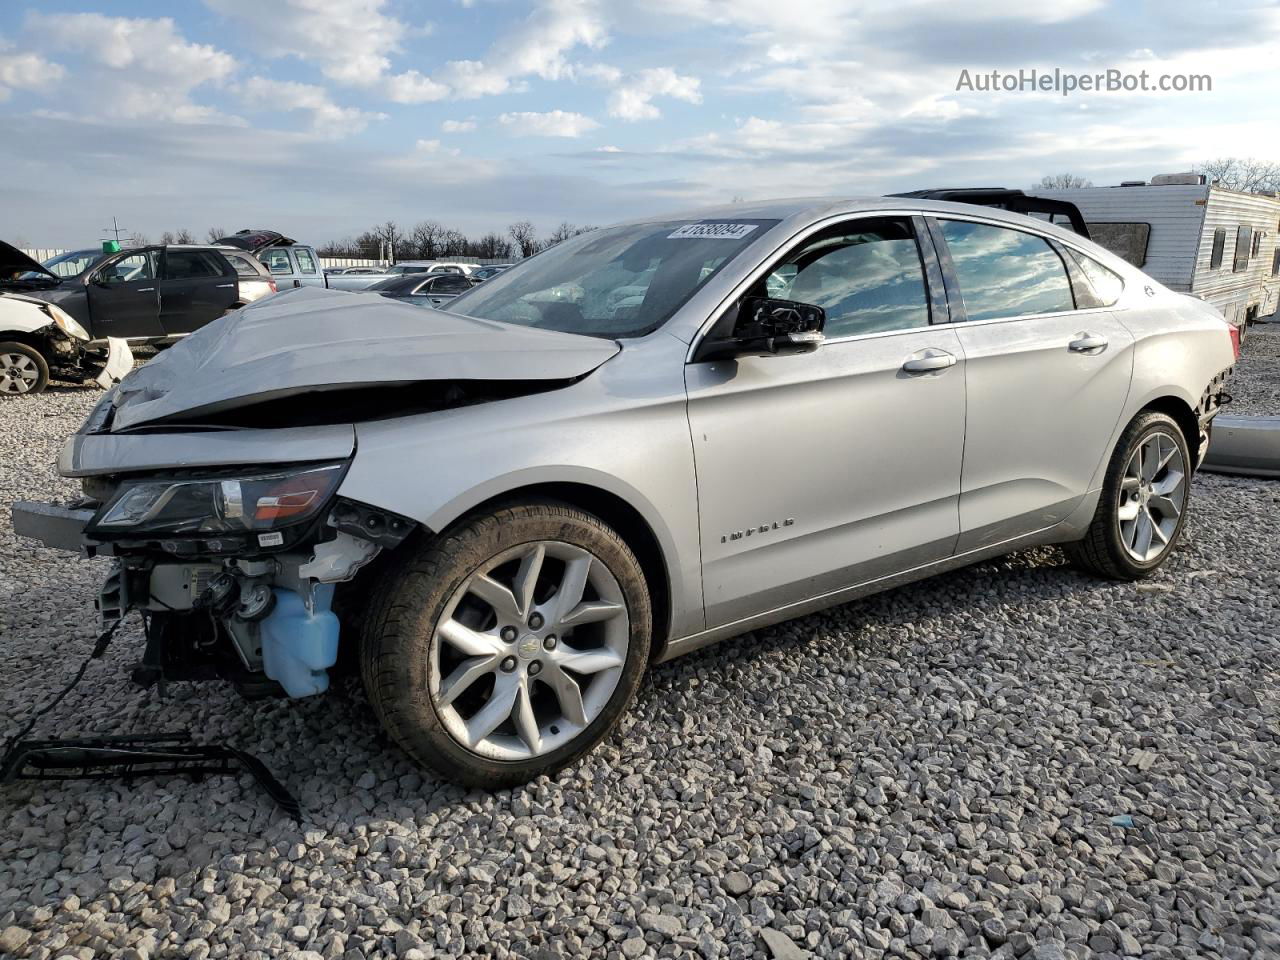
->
xmin=1031 ymin=174 xmax=1280 ymax=330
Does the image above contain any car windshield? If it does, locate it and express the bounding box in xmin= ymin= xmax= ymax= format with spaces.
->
xmin=443 ymin=218 xmax=778 ymax=338
xmin=36 ymin=249 xmax=104 ymax=279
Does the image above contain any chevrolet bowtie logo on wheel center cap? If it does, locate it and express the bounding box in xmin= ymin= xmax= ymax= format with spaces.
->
xmin=517 ymin=634 xmax=541 ymax=659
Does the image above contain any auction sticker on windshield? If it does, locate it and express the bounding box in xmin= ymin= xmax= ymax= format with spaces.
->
xmin=668 ymin=222 xmax=759 ymax=240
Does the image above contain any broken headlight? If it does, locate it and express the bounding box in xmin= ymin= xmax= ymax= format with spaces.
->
xmin=89 ymin=463 xmax=346 ymax=536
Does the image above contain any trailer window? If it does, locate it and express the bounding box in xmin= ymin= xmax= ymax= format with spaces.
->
xmin=1251 ymin=231 xmax=1264 ymax=257
xmin=1272 ymin=247 xmax=1280 ymax=277
xmin=1210 ymin=228 xmax=1226 ymax=269
xmin=1234 ymin=226 xmax=1252 ymax=273
xmin=1085 ymin=222 xmax=1150 ymax=267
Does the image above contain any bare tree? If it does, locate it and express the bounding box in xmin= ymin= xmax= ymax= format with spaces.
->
xmin=442 ymin=229 xmax=468 ymax=257
xmin=174 ymin=228 xmax=194 ymax=244
xmin=508 ymin=220 xmax=539 ymax=258
xmin=474 ymin=232 xmax=513 ymax=259
xmin=160 ymin=231 xmax=176 ymax=245
xmin=1034 ymin=173 xmax=1093 ymax=190
xmin=1194 ymin=157 xmax=1280 ymax=193
xmin=545 ymin=221 xmax=578 ymax=247
xmin=371 ymin=221 xmax=403 ymax=260
xmin=130 ymin=231 xmax=149 ymax=246
xmin=409 ymin=220 xmax=445 ymax=260
xmin=206 ymin=226 xmax=226 ymax=243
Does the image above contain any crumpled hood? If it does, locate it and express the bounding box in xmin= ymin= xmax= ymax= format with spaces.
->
xmin=108 ymin=286 xmax=620 ymax=431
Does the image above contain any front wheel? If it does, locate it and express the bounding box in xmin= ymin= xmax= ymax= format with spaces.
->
xmin=1066 ymin=411 xmax=1192 ymax=579
xmin=0 ymin=342 xmax=50 ymax=397
xmin=361 ymin=501 xmax=651 ymax=788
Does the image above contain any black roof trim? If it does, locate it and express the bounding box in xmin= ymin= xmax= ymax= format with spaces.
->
xmin=889 ymin=188 xmax=1091 ymax=240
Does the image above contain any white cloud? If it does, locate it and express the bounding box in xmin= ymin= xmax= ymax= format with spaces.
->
xmin=206 ymin=0 xmax=443 ymax=103
xmin=0 ymin=52 xmax=64 ymax=102
xmin=241 ymin=76 xmax=384 ymax=138
xmin=442 ymin=118 xmax=478 ymax=133
xmin=441 ymin=0 xmax=608 ymax=97
xmin=607 ymin=67 xmax=701 ymax=120
xmin=29 ymin=13 xmax=237 ymax=122
xmin=498 ymin=109 xmax=600 ymax=137
xmin=384 ymin=69 xmax=449 ymax=104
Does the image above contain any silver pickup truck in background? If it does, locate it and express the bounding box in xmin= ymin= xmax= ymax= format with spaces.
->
xmin=214 ymin=230 xmax=327 ymax=291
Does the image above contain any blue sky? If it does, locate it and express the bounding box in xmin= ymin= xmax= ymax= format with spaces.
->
xmin=0 ymin=0 xmax=1276 ymax=248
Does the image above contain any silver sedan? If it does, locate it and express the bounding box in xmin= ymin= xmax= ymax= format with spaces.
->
xmin=14 ymin=197 xmax=1236 ymax=787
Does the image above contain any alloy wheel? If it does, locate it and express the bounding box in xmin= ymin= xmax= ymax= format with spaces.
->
xmin=1117 ymin=431 xmax=1186 ymax=563
xmin=0 ymin=353 xmax=40 ymax=395
xmin=429 ymin=540 xmax=630 ymax=761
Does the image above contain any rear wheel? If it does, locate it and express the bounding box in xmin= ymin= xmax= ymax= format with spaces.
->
xmin=0 ymin=342 xmax=49 ymax=397
xmin=1066 ymin=411 xmax=1191 ymax=579
xmin=361 ymin=501 xmax=651 ymax=787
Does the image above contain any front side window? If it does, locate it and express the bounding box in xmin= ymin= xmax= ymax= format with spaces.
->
xmin=939 ymin=220 xmax=1075 ymax=321
xmin=294 ymin=248 xmax=317 ymax=274
xmin=445 ymin=218 xmax=778 ymax=338
xmin=99 ymin=252 xmax=154 ymax=284
xmin=163 ymin=250 xmax=226 ymax=280
xmin=1067 ymin=249 xmax=1125 ymax=306
xmin=1210 ymin=228 xmax=1226 ymax=269
xmin=263 ymin=249 xmax=293 ymax=275
xmin=758 ymin=217 xmax=930 ymax=338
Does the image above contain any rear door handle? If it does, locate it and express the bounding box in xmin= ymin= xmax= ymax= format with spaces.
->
xmin=902 ymin=349 xmax=957 ymax=373
xmin=137 ymin=287 xmax=155 ymax=292
xmin=215 ymin=283 xmax=235 ymax=289
xmin=1069 ymin=333 xmax=1109 ymax=353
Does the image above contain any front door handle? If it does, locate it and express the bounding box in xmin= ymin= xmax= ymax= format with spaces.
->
xmin=137 ymin=287 xmax=155 ymax=292
xmin=902 ymin=349 xmax=957 ymax=374
xmin=215 ymin=283 xmax=235 ymax=289
xmin=1069 ymin=333 xmax=1109 ymax=353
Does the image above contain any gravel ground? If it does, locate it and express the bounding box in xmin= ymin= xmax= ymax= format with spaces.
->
xmin=0 ymin=348 xmax=1277 ymax=960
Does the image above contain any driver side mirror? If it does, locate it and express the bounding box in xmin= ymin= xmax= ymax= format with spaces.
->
xmin=695 ymin=296 xmax=826 ymax=362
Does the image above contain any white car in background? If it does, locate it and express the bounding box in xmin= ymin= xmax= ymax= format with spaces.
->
xmin=0 ymin=292 xmax=131 ymax=397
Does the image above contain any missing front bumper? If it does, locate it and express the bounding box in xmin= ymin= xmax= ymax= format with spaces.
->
xmin=10 ymin=501 xmax=105 ymax=555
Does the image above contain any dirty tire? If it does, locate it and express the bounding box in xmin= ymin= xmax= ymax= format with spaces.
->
xmin=0 ymin=342 xmax=50 ymax=397
xmin=1066 ymin=411 xmax=1191 ymax=580
xmin=361 ymin=500 xmax=651 ymax=788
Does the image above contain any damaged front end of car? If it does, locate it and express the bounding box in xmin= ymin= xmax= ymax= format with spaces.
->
xmin=17 ymin=453 xmax=415 ymax=698
xmin=13 ymin=286 xmax=620 ymax=700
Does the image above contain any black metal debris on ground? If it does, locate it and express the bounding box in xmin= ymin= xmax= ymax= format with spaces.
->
xmin=0 ymin=615 xmax=301 ymax=822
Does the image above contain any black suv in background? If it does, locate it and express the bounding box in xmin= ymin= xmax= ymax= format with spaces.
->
xmin=1 ymin=242 xmax=246 ymax=342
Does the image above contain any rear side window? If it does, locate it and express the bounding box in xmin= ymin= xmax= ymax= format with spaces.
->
xmin=226 ymin=254 xmax=261 ymax=278
xmin=765 ymin=217 xmax=930 ymax=338
xmin=263 ymin=249 xmax=294 ymax=275
xmin=1234 ymin=226 xmax=1252 ymax=273
xmin=1067 ymin=249 xmax=1125 ymax=306
xmin=164 ymin=250 xmax=227 ymax=280
xmin=294 ymin=248 xmax=317 ymax=274
xmin=938 ymin=220 xmax=1074 ymax=321
xmin=433 ymin=274 xmax=472 ymax=294
xmin=1210 ymin=228 xmax=1226 ymax=269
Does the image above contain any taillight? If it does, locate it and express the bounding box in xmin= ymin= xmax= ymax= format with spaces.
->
xmin=268 ymin=279 xmax=278 ymax=293
xmin=1228 ymin=324 xmax=1242 ymax=361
